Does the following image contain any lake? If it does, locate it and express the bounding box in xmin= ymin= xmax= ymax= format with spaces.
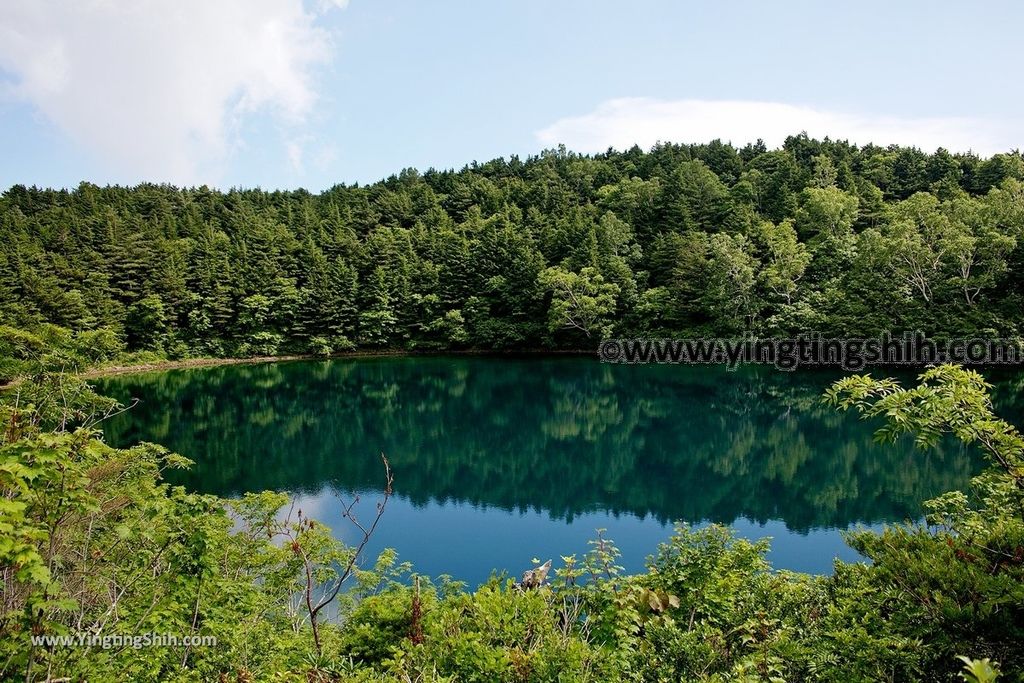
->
xmin=97 ymin=357 xmax=1021 ymax=587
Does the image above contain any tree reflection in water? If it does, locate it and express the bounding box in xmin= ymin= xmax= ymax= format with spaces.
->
xmin=99 ymin=357 xmax=1000 ymax=533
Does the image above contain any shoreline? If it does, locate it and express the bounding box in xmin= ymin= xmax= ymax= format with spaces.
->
xmin=8 ymin=347 xmax=1022 ymax=388
xmin=78 ymin=348 xmax=595 ymax=381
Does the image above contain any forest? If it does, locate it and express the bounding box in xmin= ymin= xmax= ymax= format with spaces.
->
xmin=3 ymin=137 xmax=1024 ymax=681
xmin=3 ymin=135 xmax=1024 ymax=379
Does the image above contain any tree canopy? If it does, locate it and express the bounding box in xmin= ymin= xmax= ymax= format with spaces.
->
xmin=3 ymin=137 xmax=1023 ymax=374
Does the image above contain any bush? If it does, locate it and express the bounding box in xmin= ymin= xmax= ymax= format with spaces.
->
xmin=73 ymin=327 xmax=125 ymax=363
xmin=237 ymin=331 xmax=284 ymax=357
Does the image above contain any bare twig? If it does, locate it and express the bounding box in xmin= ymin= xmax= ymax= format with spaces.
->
xmin=301 ymin=453 xmax=393 ymax=655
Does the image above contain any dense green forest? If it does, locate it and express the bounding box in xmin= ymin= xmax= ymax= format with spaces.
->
xmin=3 ymin=136 xmax=1024 ymax=380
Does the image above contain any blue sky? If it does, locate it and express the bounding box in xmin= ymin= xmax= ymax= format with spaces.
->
xmin=1 ymin=0 xmax=1021 ymax=191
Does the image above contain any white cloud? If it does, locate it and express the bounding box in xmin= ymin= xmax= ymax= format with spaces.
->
xmin=285 ymin=134 xmax=337 ymax=176
xmin=286 ymin=138 xmax=307 ymax=173
xmin=537 ymin=98 xmax=1016 ymax=157
xmin=0 ymin=0 xmax=344 ymax=185
xmin=317 ymin=0 xmax=350 ymax=11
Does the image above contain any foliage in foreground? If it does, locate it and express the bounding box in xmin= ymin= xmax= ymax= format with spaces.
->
xmin=1 ymin=365 xmax=1022 ymax=681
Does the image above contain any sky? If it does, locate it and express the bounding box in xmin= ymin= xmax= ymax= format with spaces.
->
xmin=1 ymin=0 xmax=1022 ymax=191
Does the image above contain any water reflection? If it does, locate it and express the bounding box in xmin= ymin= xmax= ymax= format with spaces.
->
xmin=98 ymin=357 xmax=1005 ymax=579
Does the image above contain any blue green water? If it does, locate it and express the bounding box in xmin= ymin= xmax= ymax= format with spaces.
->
xmin=98 ymin=357 xmax=1016 ymax=586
